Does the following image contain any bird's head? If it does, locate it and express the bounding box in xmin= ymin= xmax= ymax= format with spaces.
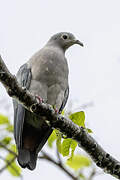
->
xmin=47 ymin=32 xmax=83 ymax=51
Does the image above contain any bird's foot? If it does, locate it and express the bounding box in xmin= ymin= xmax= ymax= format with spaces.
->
xmin=53 ymin=105 xmax=59 ymax=114
xmin=55 ymin=108 xmax=58 ymax=113
xmin=35 ymin=95 xmax=43 ymax=103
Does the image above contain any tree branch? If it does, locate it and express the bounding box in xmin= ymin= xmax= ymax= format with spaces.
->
xmin=0 ymin=55 xmax=120 ymax=179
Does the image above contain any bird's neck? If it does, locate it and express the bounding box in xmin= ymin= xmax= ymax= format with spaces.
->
xmin=45 ymin=41 xmax=65 ymax=54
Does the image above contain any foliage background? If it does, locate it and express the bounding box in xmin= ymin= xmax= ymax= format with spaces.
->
xmin=1 ymin=0 xmax=120 ymax=179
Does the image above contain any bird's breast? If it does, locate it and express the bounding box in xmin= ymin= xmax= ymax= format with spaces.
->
xmin=30 ymin=49 xmax=69 ymax=88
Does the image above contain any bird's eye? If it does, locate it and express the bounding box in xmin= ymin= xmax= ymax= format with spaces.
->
xmin=62 ymin=34 xmax=68 ymax=40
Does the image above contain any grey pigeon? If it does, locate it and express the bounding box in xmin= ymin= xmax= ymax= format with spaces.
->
xmin=13 ymin=32 xmax=83 ymax=170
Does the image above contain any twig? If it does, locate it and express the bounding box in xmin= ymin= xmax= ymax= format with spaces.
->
xmin=56 ymin=149 xmax=62 ymax=166
xmin=0 ymin=142 xmax=17 ymax=156
xmin=88 ymin=169 xmax=97 ymax=180
xmin=88 ymin=168 xmax=103 ymax=180
xmin=39 ymin=151 xmax=77 ymax=180
xmin=0 ymin=55 xmax=120 ymax=179
xmin=0 ymin=155 xmax=23 ymax=179
xmin=0 ymin=143 xmax=23 ymax=179
xmin=0 ymin=155 xmax=16 ymax=173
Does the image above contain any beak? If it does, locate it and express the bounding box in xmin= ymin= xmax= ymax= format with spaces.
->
xmin=74 ymin=39 xmax=84 ymax=47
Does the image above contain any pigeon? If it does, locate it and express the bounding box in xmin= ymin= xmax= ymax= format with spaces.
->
xmin=13 ymin=32 xmax=83 ymax=170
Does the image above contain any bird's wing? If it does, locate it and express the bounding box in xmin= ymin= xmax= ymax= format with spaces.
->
xmin=59 ymin=86 xmax=69 ymax=113
xmin=13 ymin=63 xmax=32 ymax=148
xmin=13 ymin=63 xmax=53 ymax=170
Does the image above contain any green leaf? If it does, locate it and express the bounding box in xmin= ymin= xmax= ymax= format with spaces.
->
xmin=61 ymin=139 xmax=72 ymax=156
xmin=48 ymin=130 xmax=57 ymax=148
xmin=79 ymin=173 xmax=86 ymax=180
xmin=6 ymin=124 xmax=14 ymax=132
xmin=48 ymin=129 xmax=62 ymax=152
xmin=5 ymin=144 xmax=20 ymax=176
xmin=86 ymin=128 xmax=93 ymax=133
xmin=69 ymin=111 xmax=85 ymax=127
xmin=56 ymin=131 xmax=62 ymax=153
xmin=0 ymin=114 xmax=9 ymax=124
xmin=61 ymin=110 xmax=65 ymax=115
xmin=61 ymin=139 xmax=78 ymax=157
xmin=6 ymin=153 xmax=21 ymax=176
xmin=70 ymin=140 xmax=77 ymax=159
xmin=10 ymin=144 xmax=17 ymax=153
xmin=7 ymin=161 xmax=21 ymax=177
xmin=0 ymin=137 xmax=12 ymax=146
xmin=66 ymin=154 xmax=91 ymax=170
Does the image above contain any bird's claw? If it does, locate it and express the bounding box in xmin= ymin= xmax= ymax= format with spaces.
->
xmin=53 ymin=105 xmax=58 ymax=114
xmin=35 ymin=95 xmax=43 ymax=103
xmin=55 ymin=108 xmax=58 ymax=113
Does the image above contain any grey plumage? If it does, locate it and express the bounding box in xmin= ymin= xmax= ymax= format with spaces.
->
xmin=13 ymin=32 xmax=83 ymax=170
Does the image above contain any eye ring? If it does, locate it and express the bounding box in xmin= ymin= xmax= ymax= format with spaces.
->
xmin=62 ymin=34 xmax=68 ymax=40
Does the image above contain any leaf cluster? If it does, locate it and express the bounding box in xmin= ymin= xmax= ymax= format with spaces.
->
xmin=0 ymin=114 xmax=21 ymax=177
xmin=48 ymin=111 xmax=92 ymax=177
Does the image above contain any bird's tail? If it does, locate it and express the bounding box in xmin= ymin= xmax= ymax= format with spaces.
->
xmin=18 ymin=149 xmax=37 ymax=170
xmin=17 ymin=123 xmax=53 ymax=170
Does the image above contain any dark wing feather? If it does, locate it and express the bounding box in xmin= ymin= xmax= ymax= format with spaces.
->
xmin=59 ymin=86 xmax=69 ymax=113
xmin=13 ymin=63 xmax=32 ymax=148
